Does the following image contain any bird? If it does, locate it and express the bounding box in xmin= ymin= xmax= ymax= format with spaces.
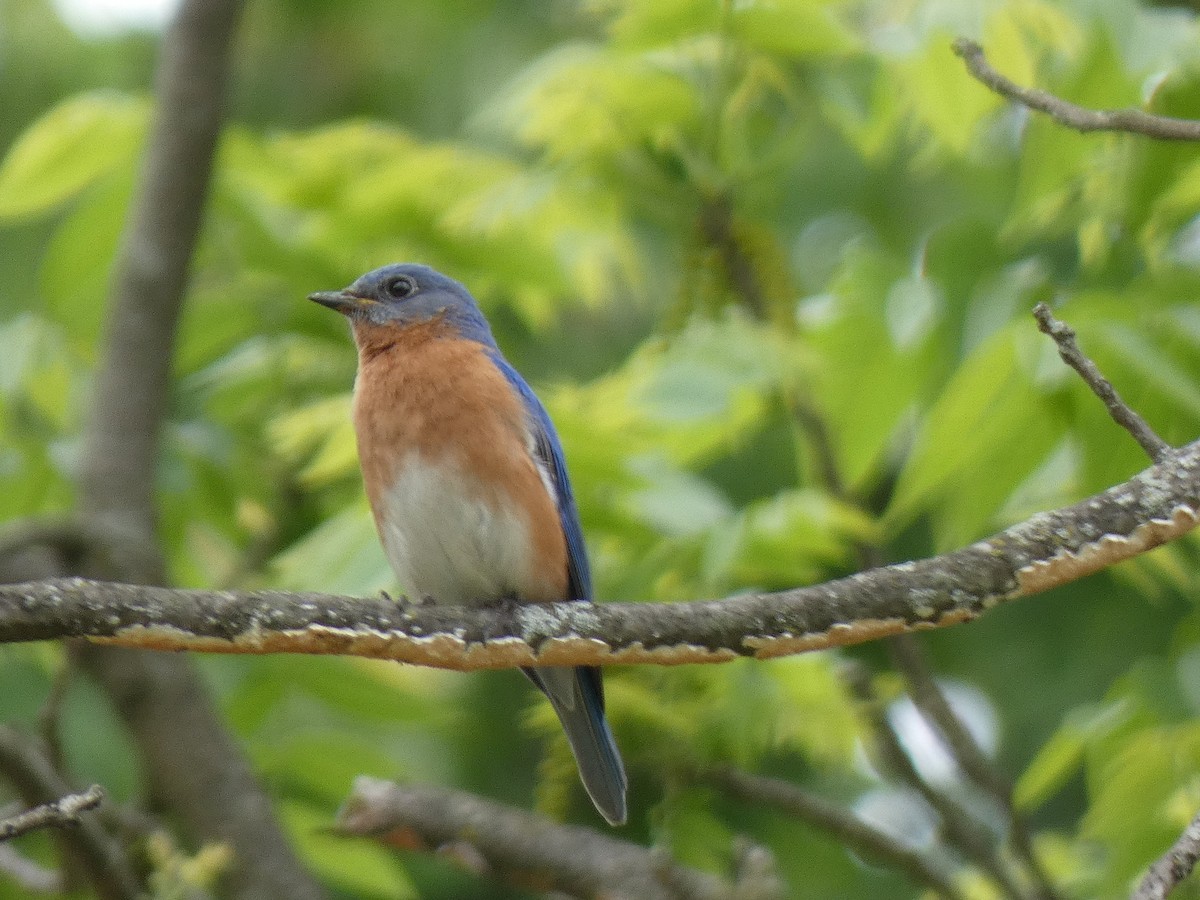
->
xmin=309 ymin=263 xmax=628 ymax=826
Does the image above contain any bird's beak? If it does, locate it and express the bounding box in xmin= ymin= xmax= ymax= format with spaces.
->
xmin=308 ymin=290 xmax=375 ymax=315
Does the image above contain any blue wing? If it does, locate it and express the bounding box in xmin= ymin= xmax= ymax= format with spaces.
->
xmin=486 ymin=350 xmax=627 ymax=825
xmin=486 ymin=350 xmax=592 ymax=602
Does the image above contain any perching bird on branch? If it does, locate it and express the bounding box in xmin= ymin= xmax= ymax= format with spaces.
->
xmin=310 ymin=264 xmax=628 ymax=825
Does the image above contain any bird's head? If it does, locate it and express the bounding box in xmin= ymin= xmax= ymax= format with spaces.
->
xmin=309 ymin=263 xmax=494 ymax=347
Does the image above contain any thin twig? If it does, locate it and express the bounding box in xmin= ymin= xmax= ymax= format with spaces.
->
xmin=789 ymin=387 xmax=1051 ymax=897
xmin=37 ymin=647 xmax=76 ymax=774
xmin=0 ymin=726 xmax=139 ymax=899
xmin=707 ymin=766 xmax=965 ymax=900
xmin=0 ymin=786 xmax=105 ymax=843
xmin=1033 ymin=303 xmax=1170 ymax=461
xmin=952 ymin=39 xmax=1200 ymax=141
xmin=888 ymin=636 xmax=1059 ymax=900
xmin=337 ymin=777 xmax=735 ymax=900
xmin=844 ymin=664 xmax=1033 ymax=900
xmin=0 ymin=843 xmax=62 ymax=893
xmin=1133 ymin=807 xmax=1200 ymax=899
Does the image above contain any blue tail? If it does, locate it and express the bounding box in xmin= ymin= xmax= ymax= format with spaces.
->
xmin=524 ymin=665 xmax=627 ymax=826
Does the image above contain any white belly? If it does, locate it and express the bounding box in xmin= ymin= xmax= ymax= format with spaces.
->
xmin=377 ymin=452 xmax=538 ymax=606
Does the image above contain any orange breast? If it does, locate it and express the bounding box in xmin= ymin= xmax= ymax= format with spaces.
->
xmin=350 ymin=318 xmax=569 ymax=604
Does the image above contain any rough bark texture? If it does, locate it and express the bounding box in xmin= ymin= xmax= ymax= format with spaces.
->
xmin=336 ymin=777 xmax=744 ymax=900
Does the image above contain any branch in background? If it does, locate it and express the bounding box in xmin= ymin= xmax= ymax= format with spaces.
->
xmin=0 ymin=786 xmax=105 ymax=843
xmin=1133 ymin=807 xmax=1200 ymax=900
xmin=842 ymin=664 xmax=1031 ymax=900
xmin=0 ymin=727 xmax=138 ymax=900
xmin=76 ymin=0 xmax=242 ymax=544
xmin=0 ymin=843 xmax=62 ymax=894
xmin=706 ymin=766 xmax=965 ymax=900
xmin=336 ymin=777 xmax=750 ymax=900
xmin=793 ymin=370 xmax=1057 ymax=897
xmin=44 ymin=0 xmax=330 ymax=897
xmin=1033 ymin=303 xmax=1169 ymax=461
xmin=952 ymin=39 xmax=1200 ymax=141
xmin=698 ymin=193 xmax=767 ymax=318
xmin=888 ymin=636 xmax=1058 ymax=900
xmin=2 ymin=434 xmax=1198 ymax=664
xmin=788 ymin=397 xmax=848 ymax=501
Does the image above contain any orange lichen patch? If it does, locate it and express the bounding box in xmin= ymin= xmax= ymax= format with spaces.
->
xmin=551 ymin=639 xmax=740 ymax=667
xmin=1016 ymin=504 xmax=1199 ymax=596
xmin=747 ymin=618 xmax=906 ymax=658
xmin=623 ymin=643 xmax=738 ymax=665
xmin=461 ymin=637 xmax=539 ymax=669
xmin=746 ymin=607 xmax=981 ymax=659
xmin=89 ymin=626 xmax=242 ymax=654
xmin=530 ymin=636 xmax=614 ymax=666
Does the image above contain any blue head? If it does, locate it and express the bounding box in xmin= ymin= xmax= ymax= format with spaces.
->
xmin=309 ymin=263 xmax=495 ymax=346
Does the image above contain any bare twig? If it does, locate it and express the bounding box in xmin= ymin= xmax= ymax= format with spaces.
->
xmin=1033 ymin=303 xmax=1170 ymax=461
xmin=790 ymin=388 xmax=1052 ymax=898
xmin=952 ymin=39 xmax=1200 ymax=141
xmin=0 ymin=786 xmax=105 ymax=843
xmin=337 ymin=776 xmax=735 ymax=900
xmin=37 ymin=646 xmax=76 ymax=773
xmin=844 ymin=664 xmax=1032 ymax=899
xmin=0 ymin=726 xmax=138 ymax=900
xmin=1133 ymin=807 xmax=1200 ymax=900
xmin=707 ymin=766 xmax=964 ymax=900
xmin=789 ymin=397 xmax=849 ymax=501
xmin=888 ymin=636 xmax=1058 ymax=900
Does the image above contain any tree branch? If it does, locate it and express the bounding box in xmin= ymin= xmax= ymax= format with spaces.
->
xmin=706 ymin=766 xmax=965 ymax=900
xmin=0 ymin=786 xmax=105 ymax=843
xmin=844 ymin=664 xmax=1030 ymax=899
xmin=888 ymin=636 xmax=1058 ymax=900
xmin=50 ymin=1 xmax=330 ymax=898
xmin=952 ymin=39 xmax=1200 ymax=141
xmin=77 ymin=0 xmax=243 ymax=545
xmin=0 ymin=727 xmax=138 ymax=900
xmin=1 ymin=437 xmax=1197 ymax=664
xmin=335 ymin=777 xmax=740 ymax=900
xmin=1133 ymin=807 xmax=1200 ymax=900
xmin=0 ymin=843 xmax=62 ymax=894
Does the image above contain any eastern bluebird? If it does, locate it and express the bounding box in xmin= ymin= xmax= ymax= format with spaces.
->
xmin=310 ymin=264 xmax=628 ymax=826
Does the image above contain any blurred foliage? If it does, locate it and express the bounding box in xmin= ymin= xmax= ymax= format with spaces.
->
xmin=4 ymin=0 xmax=1200 ymax=896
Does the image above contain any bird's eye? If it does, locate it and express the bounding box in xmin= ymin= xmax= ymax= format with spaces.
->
xmin=383 ymin=275 xmax=416 ymax=300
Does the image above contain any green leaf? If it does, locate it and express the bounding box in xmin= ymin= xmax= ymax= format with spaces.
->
xmin=804 ymin=246 xmax=937 ymax=490
xmin=280 ymin=799 xmax=416 ymax=899
xmin=269 ymin=394 xmax=358 ymax=486
xmin=623 ymin=458 xmax=733 ymax=537
xmin=718 ymin=489 xmax=877 ymax=590
xmin=1082 ymin=724 xmax=1200 ymax=891
xmin=885 ymin=325 xmax=1058 ymax=534
xmin=0 ymin=91 xmax=147 ymax=220
xmin=732 ymin=1 xmax=857 ymax=58
xmin=895 ymin=31 xmax=998 ymax=156
xmin=1015 ymin=720 xmax=1088 ymax=811
xmin=486 ymin=42 xmax=701 ymax=165
xmin=272 ymin=505 xmax=393 ymax=597
xmin=40 ymin=172 xmax=133 ymax=350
